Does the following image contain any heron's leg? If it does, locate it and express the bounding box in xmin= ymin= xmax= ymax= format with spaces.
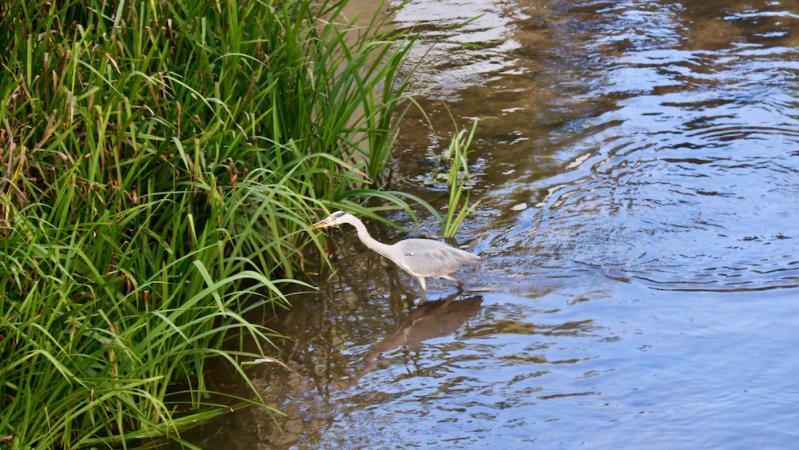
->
xmin=416 ymin=277 xmax=427 ymax=304
xmin=440 ymin=274 xmax=464 ymax=290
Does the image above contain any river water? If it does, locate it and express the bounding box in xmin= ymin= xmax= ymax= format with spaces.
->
xmin=195 ymin=0 xmax=799 ymax=448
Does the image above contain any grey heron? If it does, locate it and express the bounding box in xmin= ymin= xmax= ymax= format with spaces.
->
xmin=310 ymin=211 xmax=480 ymax=301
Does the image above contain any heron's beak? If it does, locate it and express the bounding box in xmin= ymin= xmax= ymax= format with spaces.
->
xmin=309 ymin=218 xmax=335 ymax=230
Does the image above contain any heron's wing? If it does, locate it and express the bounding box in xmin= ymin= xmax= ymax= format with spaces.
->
xmin=394 ymin=239 xmax=480 ymax=277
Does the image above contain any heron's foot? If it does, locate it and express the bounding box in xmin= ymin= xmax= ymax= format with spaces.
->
xmin=441 ymin=274 xmax=465 ymax=290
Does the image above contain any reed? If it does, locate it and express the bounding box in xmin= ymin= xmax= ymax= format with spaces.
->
xmin=0 ymin=0 xmax=417 ymax=447
xmin=441 ymin=119 xmax=479 ymax=238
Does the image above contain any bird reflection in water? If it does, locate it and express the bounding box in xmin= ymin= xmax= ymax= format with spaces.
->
xmin=339 ymin=292 xmax=483 ymax=388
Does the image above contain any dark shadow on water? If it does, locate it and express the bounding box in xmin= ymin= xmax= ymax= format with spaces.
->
xmin=338 ymin=292 xmax=483 ymax=388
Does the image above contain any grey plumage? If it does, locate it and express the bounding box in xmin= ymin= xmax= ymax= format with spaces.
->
xmin=392 ymin=239 xmax=480 ymax=278
xmin=310 ymin=211 xmax=480 ymax=301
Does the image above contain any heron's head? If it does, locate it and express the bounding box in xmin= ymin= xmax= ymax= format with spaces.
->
xmin=310 ymin=211 xmax=354 ymax=230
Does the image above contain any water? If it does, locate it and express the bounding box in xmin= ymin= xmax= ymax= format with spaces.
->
xmin=194 ymin=0 xmax=799 ymax=448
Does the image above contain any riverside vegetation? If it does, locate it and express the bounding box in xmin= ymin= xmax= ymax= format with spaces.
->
xmin=441 ymin=119 xmax=478 ymax=239
xmin=0 ymin=0 xmax=430 ymax=447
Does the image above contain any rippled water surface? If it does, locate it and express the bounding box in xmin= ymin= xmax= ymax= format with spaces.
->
xmin=195 ymin=0 xmax=799 ymax=448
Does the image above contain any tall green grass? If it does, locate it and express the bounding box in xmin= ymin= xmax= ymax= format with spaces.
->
xmin=441 ymin=119 xmax=479 ymax=238
xmin=0 ymin=0 xmax=417 ymax=447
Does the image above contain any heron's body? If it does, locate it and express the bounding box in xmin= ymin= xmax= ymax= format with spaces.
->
xmin=389 ymin=238 xmax=480 ymax=290
xmin=311 ymin=211 xmax=480 ymax=300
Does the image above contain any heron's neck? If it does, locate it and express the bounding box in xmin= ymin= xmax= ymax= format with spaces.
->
xmin=350 ymin=219 xmax=393 ymax=258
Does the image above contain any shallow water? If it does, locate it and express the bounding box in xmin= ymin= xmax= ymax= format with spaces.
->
xmin=194 ymin=0 xmax=799 ymax=448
